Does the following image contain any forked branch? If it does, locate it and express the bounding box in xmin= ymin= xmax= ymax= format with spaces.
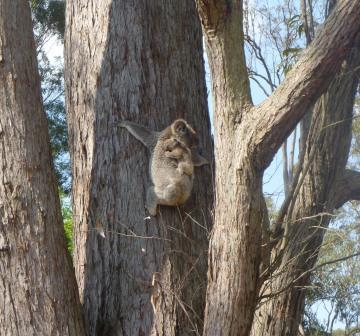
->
xmin=251 ymin=0 xmax=360 ymax=169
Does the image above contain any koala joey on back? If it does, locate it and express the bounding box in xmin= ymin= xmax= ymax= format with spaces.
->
xmin=164 ymin=137 xmax=194 ymax=177
xmin=118 ymin=119 xmax=208 ymax=215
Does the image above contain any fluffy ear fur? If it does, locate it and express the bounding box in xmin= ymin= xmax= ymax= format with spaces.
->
xmin=171 ymin=119 xmax=188 ymax=135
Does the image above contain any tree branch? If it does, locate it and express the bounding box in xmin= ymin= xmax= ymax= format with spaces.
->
xmin=334 ymin=169 xmax=360 ymax=208
xmin=251 ymin=0 xmax=360 ymax=169
xmin=196 ymin=0 xmax=253 ymax=122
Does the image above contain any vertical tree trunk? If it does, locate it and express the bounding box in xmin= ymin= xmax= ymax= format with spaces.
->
xmin=65 ymin=1 xmax=213 ymax=335
xmin=196 ymin=1 xmax=360 ymax=335
xmin=251 ymin=40 xmax=360 ymax=336
xmin=0 ymin=2 xmax=85 ymax=335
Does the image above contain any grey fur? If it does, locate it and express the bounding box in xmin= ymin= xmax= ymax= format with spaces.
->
xmin=119 ymin=119 xmax=208 ymax=215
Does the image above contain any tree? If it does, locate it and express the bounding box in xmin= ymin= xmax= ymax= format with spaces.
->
xmin=238 ymin=1 xmax=360 ymax=333
xmin=249 ymin=1 xmax=360 ymax=333
xmin=195 ymin=0 xmax=360 ymax=335
xmin=65 ymin=1 xmax=213 ymax=335
xmin=4 ymin=0 xmax=359 ymax=335
xmin=0 ymin=1 xmax=84 ymax=335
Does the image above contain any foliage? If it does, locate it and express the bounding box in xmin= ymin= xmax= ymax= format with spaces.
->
xmin=31 ymin=0 xmax=72 ymax=254
xmin=61 ymin=193 xmax=74 ymax=255
xmin=304 ymin=204 xmax=360 ymax=334
xmin=31 ymin=0 xmax=65 ymax=41
xmin=244 ymin=0 xmax=306 ymax=95
xmin=31 ymin=0 xmax=70 ymax=195
xmin=40 ymin=51 xmax=71 ymax=194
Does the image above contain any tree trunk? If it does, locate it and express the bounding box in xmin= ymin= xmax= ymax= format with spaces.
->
xmin=195 ymin=1 xmax=360 ymax=335
xmin=65 ymin=1 xmax=213 ymax=335
xmin=251 ymin=37 xmax=360 ymax=336
xmin=0 ymin=2 xmax=85 ymax=335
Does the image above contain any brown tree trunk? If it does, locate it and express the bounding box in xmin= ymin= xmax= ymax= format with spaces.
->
xmin=195 ymin=1 xmax=360 ymax=335
xmin=0 ymin=2 xmax=85 ymax=335
xmin=65 ymin=1 xmax=213 ymax=335
xmin=250 ymin=35 xmax=360 ymax=336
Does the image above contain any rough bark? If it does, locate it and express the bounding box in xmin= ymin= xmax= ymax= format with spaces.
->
xmin=0 ymin=2 xmax=85 ymax=335
xmin=65 ymin=1 xmax=213 ymax=335
xmin=251 ymin=36 xmax=360 ymax=336
xmin=195 ymin=0 xmax=360 ymax=335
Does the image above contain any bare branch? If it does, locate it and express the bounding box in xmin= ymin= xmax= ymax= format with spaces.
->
xmin=334 ymin=169 xmax=360 ymax=208
xmin=282 ymin=141 xmax=290 ymax=197
xmin=259 ymin=251 xmax=360 ymax=301
xmin=196 ymin=0 xmax=253 ymax=120
xmin=245 ymin=35 xmax=276 ymax=91
xmin=289 ymin=127 xmax=296 ymax=182
xmin=248 ymin=71 xmax=271 ymax=97
xmin=251 ymin=0 xmax=360 ymax=169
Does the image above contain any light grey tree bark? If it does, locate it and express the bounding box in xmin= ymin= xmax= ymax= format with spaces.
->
xmin=0 ymin=1 xmax=85 ymax=335
xmin=195 ymin=0 xmax=360 ymax=335
xmin=251 ymin=42 xmax=360 ymax=335
xmin=65 ymin=1 xmax=213 ymax=335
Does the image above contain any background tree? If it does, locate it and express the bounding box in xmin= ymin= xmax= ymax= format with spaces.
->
xmin=247 ymin=0 xmax=360 ymax=333
xmin=240 ymin=1 xmax=360 ymax=334
xmin=0 ymin=1 xmax=84 ymax=335
xmin=195 ymin=0 xmax=360 ymax=335
xmin=65 ymin=1 xmax=213 ymax=335
xmin=2 ymin=0 xmax=357 ymax=335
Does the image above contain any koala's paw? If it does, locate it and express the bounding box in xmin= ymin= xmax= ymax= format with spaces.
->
xmin=147 ymin=205 xmax=158 ymax=216
xmin=146 ymin=187 xmax=159 ymax=216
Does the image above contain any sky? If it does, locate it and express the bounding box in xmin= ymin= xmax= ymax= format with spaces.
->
xmin=204 ymin=48 xmax=286 ymax=209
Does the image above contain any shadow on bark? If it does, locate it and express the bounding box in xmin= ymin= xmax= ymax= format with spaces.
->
xmin=67 ymin=1 xmax=214 ymax=335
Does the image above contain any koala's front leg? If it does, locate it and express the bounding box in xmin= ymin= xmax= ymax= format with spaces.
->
xmin=118 ymin=120 xmax=159 ymax=151
xmin=165 ymin=149 xmax=183 ymax=160
xmin=177 ymin=162 xmax=194 ymax=176
xmin=146 ymin=186 xmax=159 ymax=216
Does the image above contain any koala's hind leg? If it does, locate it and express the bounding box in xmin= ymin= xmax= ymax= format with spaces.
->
xmin=161 ymin=183 xmax=182 ymax=205
xmin=146 ymin=186 xmax=159 ymax=216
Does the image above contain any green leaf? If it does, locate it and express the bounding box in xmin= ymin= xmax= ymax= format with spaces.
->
xmin=282 ymin=47 xmax=303 ymax=57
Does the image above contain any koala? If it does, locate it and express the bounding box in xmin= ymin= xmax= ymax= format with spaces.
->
xmin=164 ymin=137 xmax=194 ymax=177
xmin=118 ymin=119 xmax=208 ymax=215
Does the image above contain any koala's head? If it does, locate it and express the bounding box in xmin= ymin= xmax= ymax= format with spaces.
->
xmin=171 ymin=119 xmax=199 ymax=149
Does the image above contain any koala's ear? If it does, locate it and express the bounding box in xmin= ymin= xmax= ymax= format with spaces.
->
xmin=172 ymin=119 xmax=187 ymax=135
xmin=191 ymin=149 xmax=209 ymax=166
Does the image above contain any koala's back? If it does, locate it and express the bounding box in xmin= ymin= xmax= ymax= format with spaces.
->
xmin=150 ymin=136 xmax=193 ymax=204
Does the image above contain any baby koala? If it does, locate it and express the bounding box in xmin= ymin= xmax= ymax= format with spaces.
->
xmin=119 ymin=118 xmax=208 ymax=215
xmin=164 ymin=137 xmax=194 ymax=177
